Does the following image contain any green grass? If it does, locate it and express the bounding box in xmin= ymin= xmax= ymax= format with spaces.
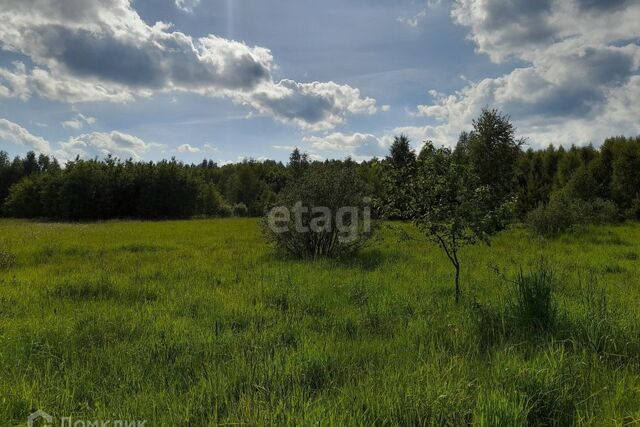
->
xmin=1 ymin=219 xmax=639 ymax=426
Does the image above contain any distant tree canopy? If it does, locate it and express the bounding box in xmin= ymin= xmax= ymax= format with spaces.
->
xmin=0 ymin=154 xmax=289 ymax=220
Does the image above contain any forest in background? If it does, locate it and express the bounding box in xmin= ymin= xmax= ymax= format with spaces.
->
xmin=1 ymin=110 xmax=639 ymax=231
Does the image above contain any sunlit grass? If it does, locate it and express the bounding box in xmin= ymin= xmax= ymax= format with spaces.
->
xmin=0 ymin=219 xmax=639 ymax=425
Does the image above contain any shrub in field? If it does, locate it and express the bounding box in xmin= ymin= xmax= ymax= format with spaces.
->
xmin=262 ymin=163 xmax=375 ymax=259
xmin=587 ymin=198 xmax=619 ymax=224
xmin=528 ymin=185 xmax=619 ymax=237
xmin=232 ymin=202 xmax=249 ymax=217
xmin=196 ymin=183 xmax=232 ymax=217
xmin=527 ymin=191 xmax=586 ymax=237
xmin=510 ymin=264 xmax=556 ymax=332
xmin=625 ymin=196 xmax=640 ymax=220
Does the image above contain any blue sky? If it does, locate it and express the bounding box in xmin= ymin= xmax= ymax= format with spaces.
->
xmin=0 ymin=0 xmax=639 ymax=164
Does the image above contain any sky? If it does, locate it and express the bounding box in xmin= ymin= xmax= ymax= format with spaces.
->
xmin=0 ymin=0 xmax=639 ymax=164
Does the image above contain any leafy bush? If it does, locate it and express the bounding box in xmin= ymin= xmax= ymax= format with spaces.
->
xmin=625 ymin=196 xmax=640 ymax=220
xmin=262 ymin=163 xmax=375 ymax=259
xmin=587 ymin=198 xmax=619 ymax=224
xmin=196 ymin=183 xmax=231 ymax=217
xmin=2 ymin=175 xmax=45 ymax=218
xmin=232 ymin=203 xmax=249 ymax=217
xmin=510 ymin=263 xmax=556 ymax=332
xmin=527 ymin=191 xmax=587 ymax=237
xmin=527 ymin=189 xmax=618 ymax=237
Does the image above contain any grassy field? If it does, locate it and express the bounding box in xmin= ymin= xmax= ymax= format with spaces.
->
xmin=1 ymin=219 xmax=639 ymax=426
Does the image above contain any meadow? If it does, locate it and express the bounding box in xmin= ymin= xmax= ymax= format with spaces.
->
xmin=0 ymin=218 xmax=639 ymax=426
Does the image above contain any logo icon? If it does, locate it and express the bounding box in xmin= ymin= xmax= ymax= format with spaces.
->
xmin=28 ymin=410 xmax=53 ymax=427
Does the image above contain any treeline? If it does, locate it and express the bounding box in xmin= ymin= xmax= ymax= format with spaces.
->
xmin=1 ymin=109 xmax=639 ymax=227
xmin=516 ymin=137 xmax=640 ymax=218
xmin=0 ymin=149 xmax=383 ymax=220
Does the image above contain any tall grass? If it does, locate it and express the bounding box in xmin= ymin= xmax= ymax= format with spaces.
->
xmin=0 ymin=219 xmax=639 ymax=425
xmin=510 ymin=262 xmax=556 ymax=332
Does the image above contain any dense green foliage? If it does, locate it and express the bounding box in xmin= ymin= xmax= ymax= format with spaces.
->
xmin=1 ymin=219 xmax=639 ymax=425
xmin=381 ymin=135 xmax=417 ymax=219
xmin=263 ymin=162 xmax=375 ymax=259
xmin=454 ymin=109 xmax=523 ymax=212
xmin=0 ymin=155 xmax=289 ymax=220
xmin=0 ymin=150 xmax=59 ymax=206
xmin=516 ymin=136 xmax=640 ymax=222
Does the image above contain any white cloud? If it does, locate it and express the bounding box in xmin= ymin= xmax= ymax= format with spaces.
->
xmin=0 ymin=62 xmax=138 ymax=103
xmin=272 ymin=145 xmax=296 ymax=151
xmin=0 ymin=118 xmax=51 ymax=152
xmin=244 ymin=80 xmax=377 ymax=131
xmin=0 ymin=119 xmax=171 ymax=161
xmin=410 ymin=0 xmax=640 ymax=148
xmin=175 ymin=0 xmax=200 ymax=13
xmin=58 ymin=131 xmax=162 ymax=160
xmin=61 ymin=113 xmax=96 ymax=129
xmin=0 ymin=0 xmax=376 ymax=130
xmin=177 ymin=143 xmax=200 ymax=153
xmin=303 ymin=132 xmax=389 ymax=158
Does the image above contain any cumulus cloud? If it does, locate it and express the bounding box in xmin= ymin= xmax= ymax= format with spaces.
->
xmin=303 ymin=132 xmax=389 ymax=158
xmin=0 ymin=0 xmax=376 ymax=130
xmin=0 ymin=118 xmax=51 ymax=152
xmin=61 ymin=113 xmax=96 ymax=129
xmin=411 ymin=0 xmax=640 ymax=148
xmin=0 ymin=61 xmax=139 ymax=103
xmin=245 ymin=80 xmax=377 ymax=131
xmin=177 ymin=143 xmax=200 ymax=153
xmin=58 ymin=131 xmax=162 ymax=160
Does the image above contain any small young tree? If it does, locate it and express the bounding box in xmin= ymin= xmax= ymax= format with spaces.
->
xmin=399 ymin=143 xmax=510 ymax=303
